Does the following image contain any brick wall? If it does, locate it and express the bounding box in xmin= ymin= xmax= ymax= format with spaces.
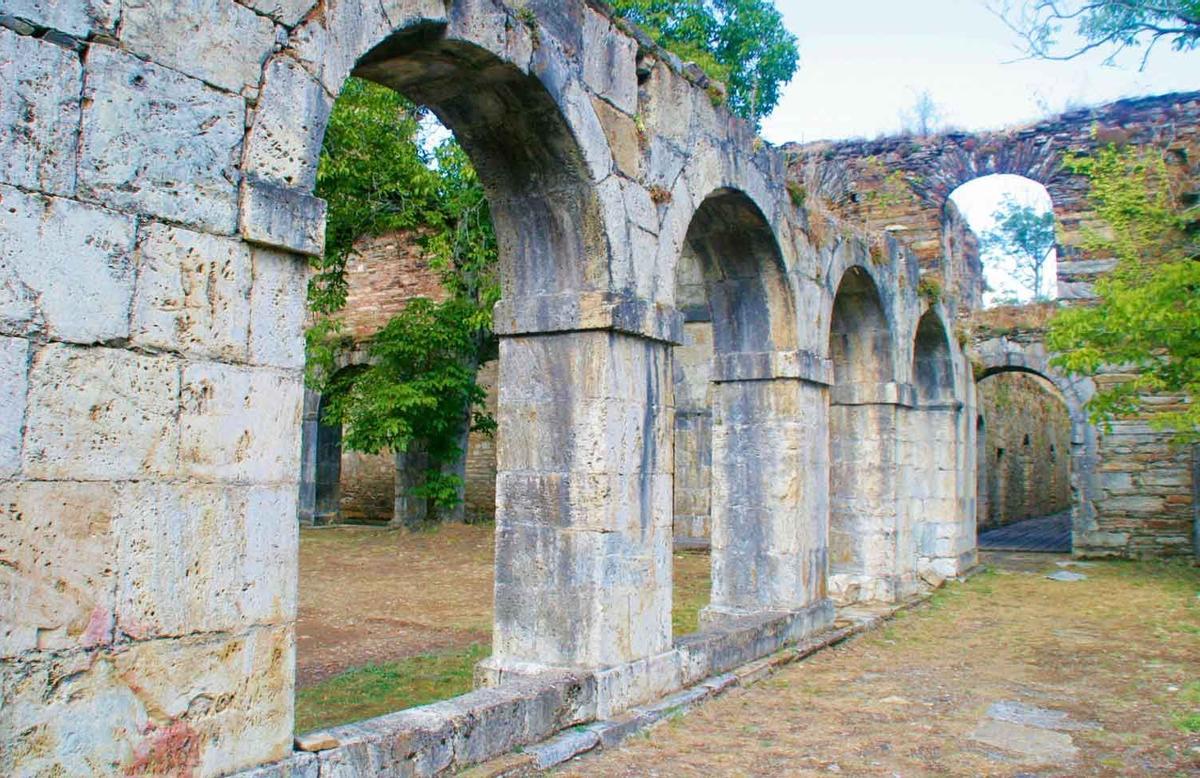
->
xmin=977 ymin=372 xmax=1072 ymax=529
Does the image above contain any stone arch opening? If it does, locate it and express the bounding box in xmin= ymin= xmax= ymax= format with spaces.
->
xmin=827 ymin=267 xmax=908 ymax=603
xmin=946 ymin=174 xmax=1058 ymax=308
xmin=975 ymin=366 xmax=1075 ymax=552
xmin=349 ymin=26 xmax=604 ymax=300
xmin=283 ymin=13 xmax=629 ymax=734
xmin=672 ymin=189 xmax=821 ymax=624
xmin=906 ymin=309 xmax=969 ymax=580
xmin=912 ymin=310 xmax=955 ymax=403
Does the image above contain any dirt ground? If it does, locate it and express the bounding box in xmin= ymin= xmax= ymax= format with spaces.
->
xmin=297 ymin=525 xmax=713 ymax=687
xmin=297 ymin=523 xmax=495 ymax=686
xmin=557 ymin=551 xmax=1200 ymax=777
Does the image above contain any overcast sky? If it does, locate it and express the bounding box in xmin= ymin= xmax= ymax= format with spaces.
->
xmin=760 ymin=0 xmax=1200 ymax=144
xmin=755 ymin=1 xmax=1198 ymax=305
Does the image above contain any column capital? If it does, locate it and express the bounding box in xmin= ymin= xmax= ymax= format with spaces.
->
xmin=711 ymin=350 xmax=832 ymax=386
xmin=830 ymin=381 xmax=918 ymax=407
xmin=493 ymin=292 xmax=684 ymax=344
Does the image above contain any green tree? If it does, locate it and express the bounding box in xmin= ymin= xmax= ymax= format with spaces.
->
xmin=609 ymin=0 xmax=799 ymax=123
xmin=308 ymin=78 xmax=499 ymax=512
xmin=1046 ymin=144 xmax=1200 ymax=442
xmin=993 ymin=1 xmax=1200 ymax=66
xmin=980 ymin=197 xmax=1057 ymax=300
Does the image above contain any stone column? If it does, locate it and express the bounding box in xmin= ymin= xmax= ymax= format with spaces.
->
xmin=909 ymin=402 xmax=967 ymax=580
xmin=392 ymin=442 xmax=429 ymax=528
xmin=480 ymin=294 xmax=679 ymax=678
xmin=704 ymin=351 xmax=835 ymax=621
xmin=829 ymin=382 xmax=915 ymax=603
xmin=297 ymin=389 xmax=320 ymax=526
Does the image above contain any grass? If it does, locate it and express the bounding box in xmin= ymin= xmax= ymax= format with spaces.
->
xmin=295 ymin=643 xmax=489 ymax=733
xmin=295 ymin=551 xmax=714 ymax=734
xmin=672 ymin=549 xmax=713 ymax=636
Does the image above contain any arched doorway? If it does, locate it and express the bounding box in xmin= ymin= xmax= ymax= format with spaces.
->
xmin=975 ymin=369 xmax=1074 ymax=552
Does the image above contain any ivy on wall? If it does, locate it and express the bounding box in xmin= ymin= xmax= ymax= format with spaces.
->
xmin=1048 ymin=142 xmax=1200 ymax=442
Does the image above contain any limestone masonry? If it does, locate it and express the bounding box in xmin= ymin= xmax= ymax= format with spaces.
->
xmin=0 ymin=1 xmax=1194 ymax=776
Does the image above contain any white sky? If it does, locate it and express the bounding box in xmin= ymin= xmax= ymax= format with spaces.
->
xmin=761 ymin=0 xmax=1200 ymax=144
xmin=757 ymin=1 xmax=1198 ymax=307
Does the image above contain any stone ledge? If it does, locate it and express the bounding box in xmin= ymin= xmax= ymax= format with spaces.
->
xmin=240 ymin=600 xmax=838 ymax=777
xmin=239 ymin=176 xmax=327 ymax=258
xmin=830 ymin=381 xmax=917 ymax=407
xmin=493 ymin=292 xmax=684 ymax=344
xmin=711 ymin=350 xmax=833 ymax=385
xmin=470 ymin=595 xmax=940 ymax=776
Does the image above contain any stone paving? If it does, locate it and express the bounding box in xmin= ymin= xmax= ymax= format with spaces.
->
xmin=978 ymin=510 xmax=1072 ymax=553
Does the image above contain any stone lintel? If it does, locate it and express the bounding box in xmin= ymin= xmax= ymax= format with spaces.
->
xmin=914 ymin=400 xmax=964 ymax=412
xmin=239 ymin=176 xmax=327 ymax=258
xmin=710 ymin=350 xmax=833 ymax=385
xmin=493 ymin=292 xmax=684 ymax=344
xmin=829 ymin=381 xmax=917 ymax=407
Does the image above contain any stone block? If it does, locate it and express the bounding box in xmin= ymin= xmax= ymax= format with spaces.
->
xmin=115 ymin=483 xmax=297 ymax=638
xmin=119 ymin=0 xmax=277 ymax=94
xmin=0 ymin=481 xmax=119 ymax=657
xmin=112 ymin=627 xmax=295 ymax=775
xmin=0 ymin=184 xmax=137 ymax=343
xmin=179 ymin=361 xmax=303 ymax=483
xmin=240 ymin=176 xmax=328 ymax=256
xmin=581 ymin=8 xmax=638 ymax=115
xmin=23 ymin=345 xmax=179 ymax=480
xmin=0 ymin=29 xmax=81 ymax=195
xmin=1 ymin=627 xmax=292 ymax=775
xmin=250 ymin=247 xmax=309 ymax=369
xmin=131 ymin=222 xmax=253 ymax=361
xmin=0 ymin=336 xmax=27 ymax=476
xmin=239 ymin=0 xmax=318 ymax=26
xmin=1 ymin=0 xmax=118 ymax=35
xmin=243 ymin=55 xmax=331 ymax=190
xmin=591 ymin=94 xmax=641 ymax=179
xmin=79 ymin=44 xmax=244 ymax=234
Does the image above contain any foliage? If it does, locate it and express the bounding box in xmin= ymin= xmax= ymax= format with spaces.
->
xmin=310 ymin=78 xmax=499 ymax=509
xmin=980 ymin=197 xmax=1057 ymax=300
xmin=1046 ymin=143 xmax=1200 ymax=442
xmin=608 ymin=0 xmax=799 ymax=124
xmin=992 ymin=0 xmax=1200 ymax=66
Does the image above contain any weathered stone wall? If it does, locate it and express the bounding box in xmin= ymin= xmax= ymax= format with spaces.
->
xmin=339 ymin=450 xmax=396 ymax=522
xmin=0 ymin=0 xmax=986 ymax=774
xmin=786 ymin=91 xmax=1200 ymax=305
xmin=341 ymin=228 xmax=449 ymax=339
xmin=977 ymin=371 xmax=1072 ymax=529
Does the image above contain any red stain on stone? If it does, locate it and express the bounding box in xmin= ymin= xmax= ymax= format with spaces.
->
xmin=80 ymin=607 xmax=113 ymax=648
xmin=125 ymin=720 xmax=202 ymax=777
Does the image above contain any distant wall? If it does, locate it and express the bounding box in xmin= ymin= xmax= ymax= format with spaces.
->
xmin=977 ymin=372 xmax=1071 ymax=529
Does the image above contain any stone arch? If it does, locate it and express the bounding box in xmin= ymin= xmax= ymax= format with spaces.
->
xmin=911 ymin=309 xmax=955 ymax=403
xmin=672 ymin=187 xmax=827 ymax=623
xmin=971 ymin=339 xmax=1100 ymax=551
xmin=904 ymin=308 xmax=971 ymax=580
xmin=825 ymin=264 xmax=915 ymax=603
xmin=242 ymin=3 xmax=615 ymax=300
xmin=828 ymin=266 xmax=896 ymax=386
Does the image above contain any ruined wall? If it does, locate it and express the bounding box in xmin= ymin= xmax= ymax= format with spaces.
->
xmin=787 ymin=91 xmax=1200 ymax=306
xmin=464 ymin=359 xmax=499 ymax=522
xmin=340 ymin=229 xmax=449 ymax=339
xmin=977 ymin=372 xmax=1072 ymax=529
xmin=316 ymin=228 xmax=499 ymax=524
xmin=1091 ymin=374 xmax=1196 ymax=556
xmin=339 ymin=450 xmax=395 ymax=522
xmin=0 ymin=0 xmax=976 ymax=774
